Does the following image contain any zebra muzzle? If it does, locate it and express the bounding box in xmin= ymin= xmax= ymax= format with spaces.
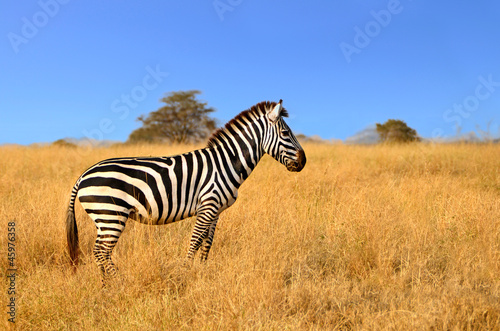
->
xmin=287 ymin=150 xmax=306 ymax=172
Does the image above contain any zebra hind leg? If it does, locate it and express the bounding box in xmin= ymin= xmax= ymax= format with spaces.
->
xmin=92 ymin=216 xmax=127 ymax=284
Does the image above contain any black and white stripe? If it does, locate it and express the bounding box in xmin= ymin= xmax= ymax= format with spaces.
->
xmin=66 ymin=100 xmax=306 ymax=281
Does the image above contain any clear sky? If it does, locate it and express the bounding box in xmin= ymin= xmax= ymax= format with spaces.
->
xmin=2 ymin=0 xmax=500 ymax=145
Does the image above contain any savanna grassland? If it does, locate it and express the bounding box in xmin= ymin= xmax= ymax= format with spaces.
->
xmin=1 ymin=142 xmax=499 ymax=330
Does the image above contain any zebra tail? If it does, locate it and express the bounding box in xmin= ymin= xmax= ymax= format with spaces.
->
xmin=66 ymin=180 xmax=80 ymax=269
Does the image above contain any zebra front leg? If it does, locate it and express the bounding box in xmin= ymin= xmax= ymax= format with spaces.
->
xmin=200 ymin=217 xmax=219 ymax=261
xmin=186 ymin=212 xmax=218 ymax=261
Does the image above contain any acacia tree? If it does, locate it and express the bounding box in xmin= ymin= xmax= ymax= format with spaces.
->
xmin=128 ymin=90 xmax=217 ymax=144
xmin=376 ymin=119 xmax=420 ymax=143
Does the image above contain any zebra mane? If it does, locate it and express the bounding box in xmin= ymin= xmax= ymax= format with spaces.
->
xmin=207 ymin=101 xmax=289 ymax=148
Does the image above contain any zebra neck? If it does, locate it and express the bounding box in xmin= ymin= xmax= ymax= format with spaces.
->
xmin=208 ymin=132 xmax=264 ymax=186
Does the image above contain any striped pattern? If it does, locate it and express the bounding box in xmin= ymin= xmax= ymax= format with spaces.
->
xmin=66 ymin=100 xmax=306 ymax=281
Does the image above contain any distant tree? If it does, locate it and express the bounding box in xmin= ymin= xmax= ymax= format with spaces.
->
xmin=128 ymin=90 xmax=217 ymax=144
xmin=375 ymin=119 xmax=420 ymax=143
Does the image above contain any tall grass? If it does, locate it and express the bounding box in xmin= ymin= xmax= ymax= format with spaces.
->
xmin=1 ymin=142 xmax=499 ymax=329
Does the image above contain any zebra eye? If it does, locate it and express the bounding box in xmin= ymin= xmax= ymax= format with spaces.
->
xmin=281 ymin=129 xmax=289 ymax=137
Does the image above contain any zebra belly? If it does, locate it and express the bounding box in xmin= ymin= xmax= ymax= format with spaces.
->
xmin=77 ymin=180 xmax=200 ymax=226
xmin=77 ymin=149 xmax=213 ymax=225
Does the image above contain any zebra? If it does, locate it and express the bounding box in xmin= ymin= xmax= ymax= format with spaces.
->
xmin=66 ymin=100 xmax=306 ymax=281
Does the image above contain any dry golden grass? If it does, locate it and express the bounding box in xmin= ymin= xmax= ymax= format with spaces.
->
xmin=1 ymin=142 xmax=499 ymax=330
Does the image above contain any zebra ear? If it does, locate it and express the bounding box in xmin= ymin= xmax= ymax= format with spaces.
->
xmin=268 ymin=99 xmax=283 ymax=123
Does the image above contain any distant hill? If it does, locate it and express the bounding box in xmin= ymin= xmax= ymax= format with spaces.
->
xmin=345 ymin=125 xmax=380 ymax=145
xmin=428 ymin=131 xmax=486 ymax=143
xmin=296 ymin=134 xmax=342 ymax=144
xmin=346 ymin=125 xmax=499 ymax=144
xmin=52 ymin=137 xmax=121 ymax=147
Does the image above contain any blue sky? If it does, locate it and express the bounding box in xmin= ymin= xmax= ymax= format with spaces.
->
xmin=2 ymin=0 xmax=500 ymax=145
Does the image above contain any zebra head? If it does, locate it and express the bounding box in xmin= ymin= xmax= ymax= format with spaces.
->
xmin=263 ymin=100 xmax=306 ymax=172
